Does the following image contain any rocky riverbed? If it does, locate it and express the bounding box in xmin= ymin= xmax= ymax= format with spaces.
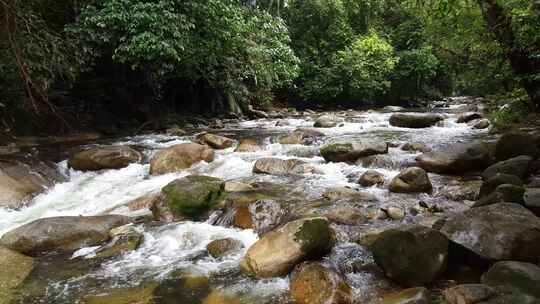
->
xmin=1 ymin=97 xmax=540 ymax=304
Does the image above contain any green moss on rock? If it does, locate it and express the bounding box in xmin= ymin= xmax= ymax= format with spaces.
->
xmin=294 ymin=218 xmax=334 ymax=258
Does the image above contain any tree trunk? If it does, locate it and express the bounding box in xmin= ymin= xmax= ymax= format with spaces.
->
xmin=477 ymin=0 xmax=540 ymax=110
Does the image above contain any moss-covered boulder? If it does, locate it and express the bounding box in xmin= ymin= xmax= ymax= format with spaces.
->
xmin=68 ymin=146 xmax=142 ymax=171
xmin=473 ymin=184 xmax=525 ymax=207
xmin=389 ymin=167 xmax=432 ymax=193
xmin=482 ymin=155 xmax=533 ymax=180
xmin=240 ymin=217 xmax=334 ymax=278
xmin=479 ymin=173 xmax=523 ymax=198
xmin=482 ymin=261 xmax=540 ymax=300
xmin=0 ymin=247 xmax=34 ymax=304
xmin=150 ymin=143 xmax=215 ymax=175
xmin=290 ymin=262 xmax=353 ymax=304
xmin=154 ymin=175 xmax=225 ymax=221
xmin=371 ymin=225 xmax=448 ymax=286
xmin=320 ymin=141 xmax=388 ymax=163
xmin=494 ymin=131 xmax=540 ymax=162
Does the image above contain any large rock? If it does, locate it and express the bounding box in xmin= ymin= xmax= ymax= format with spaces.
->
xmin=240 ymin=217 xmax=334 ymax=278
xmin=389 ymin=113 xmax=444 ymax=128
xmin=206 ymin=238 xmax=244 ymax=258
xmin=235 ymin=139 xmax=262 ymax=152
xmin=0 ymin=160 xmax=62 ymax=209
xmin=371 ymin=225 xmax=448 ymax=286
xmin=456 ymin=112 xmax=483 ymax=123
xmin=233 ymin=199 xmax=287 ymax=235
xmin=479 ymin=173 xmax=523 ymax=198
xmin=289 ymin=262 xmax=353 ymax=304
xmin=482 ymin=261 xmax=540 ymax=299
xmin=314 ymin=115 xmax=340 ymax=128
xmin=494 ymin=132 xmax=540 ymax=161
xmin=473 ymin=184 xmax=525 ymax=207
xmin=473 ymin=119 xmax=490 ymax=129
xmin=482 ymin=155 xmax=533 ymax=180
xmin=440 ymin=203 xmax=540 ymax=263
xmin=252 ymin=158 xmax=314 ymax=175
xmin=0 ymin=215 xmax=131 ymax=256
xmin=196 ymin=133 xmax=235 ymax=149
xmin=377 ymin=287 xmax=430 ymax=304
xmin=320 ymin=141 xmax=388 ymax=163
xmin=149 ymin=143 xmax=214 ymax=175
xmin=68 ymin=146 xmax=142 ymax=171
xmin=415 ymin=141 xmax=491 ymax=174
xmin=524 ymin=188 xmax=540 ymax=210
xmin=0 ymin=247 xmax=34 ymax=304
xmin=322 ymin=187 xmax=378 ymax=202
xmin=154 ymin=175 xmax=225 ymax=221
xmin=389 ymin=167 xmax=432 ymax=193
xmin=358 ymin=170 xmax=385 ymax=187
xmin=443 ymin=284 xmax=496 ymax=304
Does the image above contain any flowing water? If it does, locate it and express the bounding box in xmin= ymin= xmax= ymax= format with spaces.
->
xmin=2 ymin=104 xmax=492 ymax=303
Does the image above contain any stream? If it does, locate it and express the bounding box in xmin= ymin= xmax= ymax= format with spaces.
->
xmin=2 ymin=101 xmax=493 ymax=303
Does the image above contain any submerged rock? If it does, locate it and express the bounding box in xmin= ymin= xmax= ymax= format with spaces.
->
xmin=93 ymin=225 xmax=143 ymax=259
xmin=252 ymin=158 xmax=315 ymax=175
xmin=324 ymin=206 xmax=367 ymax=225
xmin=0 ymin=247 xmax=34 ymax=303
xmin=494 ymin=131 xmax=540 ymax=161
xmin=83 ymin=283 xmax=158 ymax=304
xmin=206 ymin=238 xmax=244 ymax=258
xmin=401 ymin=142 xmax=431 ymax=153
xmin=155 ymin=175 xmax=225 ymax=221
xmin=0 ymin=215 xmax=131 ymax=256
xmin=320 ymin=141 xmax=388 ymax=162
xmin=289 ymin=262 xmax=353 ymax=304
xmin=371 ymin=225 xmax=448 ymax=286
xmin=389 ymin=113 xmax=444 ymax=128
xmin=440 ymin=203 xmax=540 ymax=263
xmin=377 ymin=287 xmax=430 ymax=304
xmin=443 ymin=284 xmax=496 ymax=304
xmin=68 ymin=146 xmax=142 ymax=171
xmin=149 ymin=143 xmax=214 ymax=175
xmin=196 ymin=133 xmax=235 ymax=149
xmin=482 ymin=155 xmax=532 ymax=180
xmin=389 ymin=167 xmax=432 ymax=193
xmin=241 ymin=217 xmax=334 ymax=278
xmin=234 ymin=139 xmax=262 ymax=152
xmin=322 ymin=187 xmax=378 ymax=202
xmin=415 ymin=141 xmax=491 ymax=174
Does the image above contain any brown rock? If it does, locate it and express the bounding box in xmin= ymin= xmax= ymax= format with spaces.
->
xmin=290 ymin=262 xmax=353 ymax=304
xmin=149 ymin=143 xmax=214 ymax=175
xmin=196 ymin=133 xmax=235 ymax=149
xmin=68 ymin=146 xmax=142 ymax=171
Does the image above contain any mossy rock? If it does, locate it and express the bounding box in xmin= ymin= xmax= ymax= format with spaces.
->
xmin=161 ymin=175 xmax=226 ymax=219
xmin=0 ymin=247 xmax=34 ymax=304
xmin=83 ymin=283 xmax=158 ymax=304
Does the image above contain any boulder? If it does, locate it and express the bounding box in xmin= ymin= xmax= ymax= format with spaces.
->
xmin=314 ymin=115 xmax=340 ymax=128
xmin=0 ymin=215 xmax=131 ymax=256
xmin=223 ymin=181 xmax=255 ymax=192
xmin=322 ymin=187 xmax=378 ymax=202
xmin=415 ymin=141 xmax=491 ymax=174
xmin=473 ymin=119 xmax=490 ymax=129
xmin=524 ymin=188 xmax=540 ymax=210
xmin=241 ymin=217 xmax=334 ymax=278
xmin=278 ymin=131 xmax=305 ymax=145
xmin=494 ymin=132 xmax=540 ymax=161
xmin=0 ymin=160 xmax=62 ymax=209
xmin=149 ymin=143 xmax=214 ymax=175
xmin=235 ymin=139 xmax=262 ymax=152
xmin=401 ymin=143 xmax=431 ymax=153
xmin=320 ymin=141 xmax=388 ymax=163
xmin=68 ymin=146 xmax=142 ymax=171
xmin=196 ymin=133 xmax=235 ymax=149
xmin=440 ymin=203 xmax=540 ymax=263
xmin=473 ymin=184 xmax=525 ymax=207
xmin=358 ymin=170 xmax=385 ymax=187
xmin=439 ymin=180 xmax=482 ymax=201
xmin=479 ymin=174 xmax=523 ymax=198
xmin=371 ymin=225 xmax=448 ymax=286
xmin=482 ymin=155 xmax=532 ymax=180
xmin=0 ymin=247 xmax=34 ymax=304
xmin=443 ymin=284 xmax=496 ymax=304
xmin=457 ymin=112 xmax=483 ymax=123
xmin=233 ymin=199 xmax=287 ymax=235
xmin=389 ymin=113 xmax=444 ymax=128
xmin=252 ymin=158 xmax=315 ymax=175
xmin=377 ymin=287 xmax=430 ymax=304
xmin=154 ymin=175 xmax=225 ymax=221
xmin=482 ymin=261 xmax=540 ymax=299
xmin=206 ymin=238 xmax=244 ymax=258
xmin=382 ymin=206 xmax=406 ymax=220
xmin=389 ymin=167 xmax=432 ymax=193
xmin=324 ymin=207 xmax=367 ymax=225
xmin=289 ymin=262 xmax=353 ymax=304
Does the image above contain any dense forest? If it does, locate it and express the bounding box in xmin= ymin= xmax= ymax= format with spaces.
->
xmin=1 ymin=0 xmax=539 ymax=135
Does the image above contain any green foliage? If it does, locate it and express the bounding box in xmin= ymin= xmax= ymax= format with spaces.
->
xmin=68 ymin=0 xmax=299 ymax=102
xmin=488 ymin=89 xmax=530 ymax=129
xmin=335 ymin=32 xmax=398 ymax=100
